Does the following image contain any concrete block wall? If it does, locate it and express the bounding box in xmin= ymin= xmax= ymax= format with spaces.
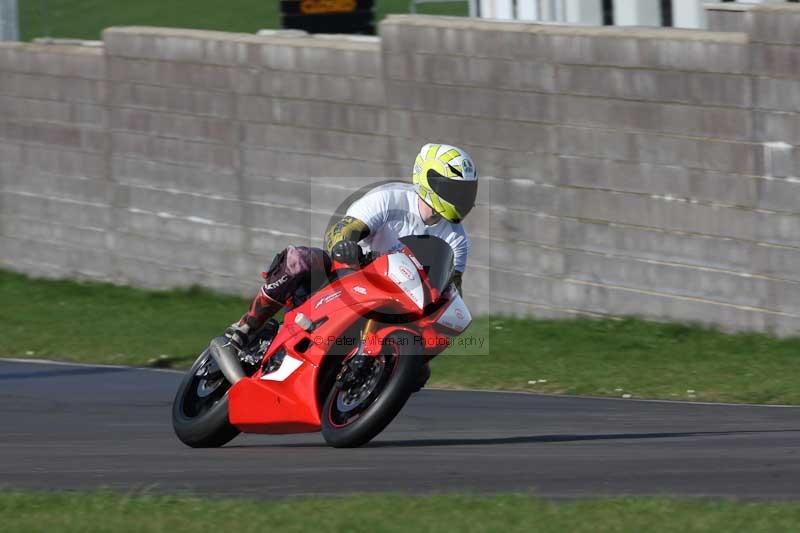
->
xmin=101 ymin=28 xmax=389 ymax=293
xmin=706 ymin=3 xmax=755 ymax=34
xmin=747 ymin=5 xmax=800 ymax=334
xmin=104 ymin=28 xmax=251 ymax=293
xmin=382 ymin=13 xmax=800 ymax=334
xmin=0 ymin=42 xmax=109 ymax=280
xmin=3 ymin=6 xmax=800 ymax=335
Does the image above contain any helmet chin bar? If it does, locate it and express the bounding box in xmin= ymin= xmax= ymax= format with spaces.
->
xmin=417 ymin=195 xmax=441 ymax=225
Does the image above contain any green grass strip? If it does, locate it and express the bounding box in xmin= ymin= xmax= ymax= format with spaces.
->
xmin=1 ymin=491 xmax=799 ymax=533
xmin=2 ymin=268 xmax=800 ymax=404
xmin=0 ymin=269 xmax=248 ymax=368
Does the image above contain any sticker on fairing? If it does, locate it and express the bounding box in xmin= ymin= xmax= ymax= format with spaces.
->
xmin=387 ymin=253 xmax=424 ymax=309
xmin=315 ymin=290 xmax=342 ymax=309
xmin=408 ymin=253 xmax=424 ymax=271
xmin=260 ymin=355 xmax=303 ymax=381
xmin=435 ymin=294 xmax=472 ymax=333
xmin=399 ymin=265 xmax=414 ymax=280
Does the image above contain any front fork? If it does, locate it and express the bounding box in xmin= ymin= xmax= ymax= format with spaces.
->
xmin=337 ymin=319 xmax=380 ymax=385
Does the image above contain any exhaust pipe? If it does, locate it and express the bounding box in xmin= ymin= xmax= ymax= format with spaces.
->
xmin=209 ymin=337 xmax=246 ymax=385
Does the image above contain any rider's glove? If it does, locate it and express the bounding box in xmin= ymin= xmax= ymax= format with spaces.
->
xmin=331 ymin=240 xmax=362 ymax=267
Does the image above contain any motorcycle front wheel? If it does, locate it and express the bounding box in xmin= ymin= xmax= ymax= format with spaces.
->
xmin=321 ymin=331 xmax=425 ymax=448
xmin=172 ymin=347 xmax=240 ymax=448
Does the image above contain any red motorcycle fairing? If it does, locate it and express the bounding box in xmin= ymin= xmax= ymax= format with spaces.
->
xmin=227 ymin=250 xmax=470 ymax=435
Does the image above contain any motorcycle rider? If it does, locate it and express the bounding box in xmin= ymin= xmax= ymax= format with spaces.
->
xmin=227 ymin=143 xmax=479 ymax=374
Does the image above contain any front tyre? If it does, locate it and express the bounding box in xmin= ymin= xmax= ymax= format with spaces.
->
xmin=172 ymin=348 xmax=240 ymax=448
xmin=321 ymin=331 xmax=425 ymax=448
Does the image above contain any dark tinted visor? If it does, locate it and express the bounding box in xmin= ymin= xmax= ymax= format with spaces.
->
xmin=427 ymin=169 xmax=478 ymax=221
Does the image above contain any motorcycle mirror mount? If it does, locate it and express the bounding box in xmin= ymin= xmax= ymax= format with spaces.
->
xmin=295 ymin=313 xmax=314 ymax=332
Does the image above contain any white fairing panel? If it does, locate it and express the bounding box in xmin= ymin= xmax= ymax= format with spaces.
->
xmin=387 ymin=253 xmax=425 ymax=309
xmin=260 ymin=355 xmax=303 ymax=381
xmin=436 ymin=294 xmax=472 ymax=333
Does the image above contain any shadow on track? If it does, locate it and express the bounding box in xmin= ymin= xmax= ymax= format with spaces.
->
xmin=227 ymin=428 xmax=800 ymax=449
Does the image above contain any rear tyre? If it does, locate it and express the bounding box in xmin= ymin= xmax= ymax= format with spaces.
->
xmin=321 ymin=331 xmax=425 ymax=448
xmin=172 ymin=348 xmax=240 ymax=448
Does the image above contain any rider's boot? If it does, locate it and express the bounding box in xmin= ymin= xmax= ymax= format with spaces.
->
xmin=226 ymin=288 xmax=283 ymax=350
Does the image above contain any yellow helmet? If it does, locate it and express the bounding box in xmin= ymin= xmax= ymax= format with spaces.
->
xmin=412 ymin=143 xmax=478 ymax=223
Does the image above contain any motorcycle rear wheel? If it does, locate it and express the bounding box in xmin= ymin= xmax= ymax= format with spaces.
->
xmin=321 ymin=331 xmax=425 ymax=448
xmin=172 ymin=348 xmax=240 ymax=448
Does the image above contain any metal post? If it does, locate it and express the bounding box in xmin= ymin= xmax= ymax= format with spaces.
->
xmin=554 ymin=0 xmax=566 ymax=20
xmin=613 ymin=0 xmax=660 ymax=26
xmin=672 ymin=0 xmax=705 ymax=28
xmin=516 ymin=0 xmax=539 ymax=21
xmin=565 ymin=0 xmax=603 ymax=25
xmin=0 ymin=0 xmax=19 ymax=41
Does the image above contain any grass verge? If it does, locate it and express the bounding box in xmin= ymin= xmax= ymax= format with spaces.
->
xmin=19 ymin=0 xmax=467 ymax=42
xmin=2 ymin=269 xmax=800 ymax=404
xmin=2 ymin=491 xmax=800 ymax=533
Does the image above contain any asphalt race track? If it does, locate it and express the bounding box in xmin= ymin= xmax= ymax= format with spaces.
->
xmin=2 ymin=359 xmax=799 ymax=499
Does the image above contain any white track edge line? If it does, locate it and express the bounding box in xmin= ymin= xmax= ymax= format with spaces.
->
xmin=426 ymin=386 xmax=800 ymax=408
xmin=2 ymin=357 xmax=798 ymax=409
xmin=0 ymin=357 xmax=183 ymax=374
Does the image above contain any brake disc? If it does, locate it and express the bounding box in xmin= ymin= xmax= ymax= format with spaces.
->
xmin=337 ymin=356 xmax=386 ymax=413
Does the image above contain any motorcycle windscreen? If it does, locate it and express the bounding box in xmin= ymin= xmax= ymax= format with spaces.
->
xmin=399 ymin=235 xmax=455 ymax=294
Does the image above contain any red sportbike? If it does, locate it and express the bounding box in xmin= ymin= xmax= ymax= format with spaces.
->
xmin=172 ymin=235 xmax=472 ymax=448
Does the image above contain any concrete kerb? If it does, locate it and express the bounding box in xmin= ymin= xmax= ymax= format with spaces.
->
xmin=704 ymin=3 xmax=756 ymax=14
xmin=382 ymin=14 xmax=750 ymax=44
xmin=102 ymin=26 xmax=381 ymax=66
